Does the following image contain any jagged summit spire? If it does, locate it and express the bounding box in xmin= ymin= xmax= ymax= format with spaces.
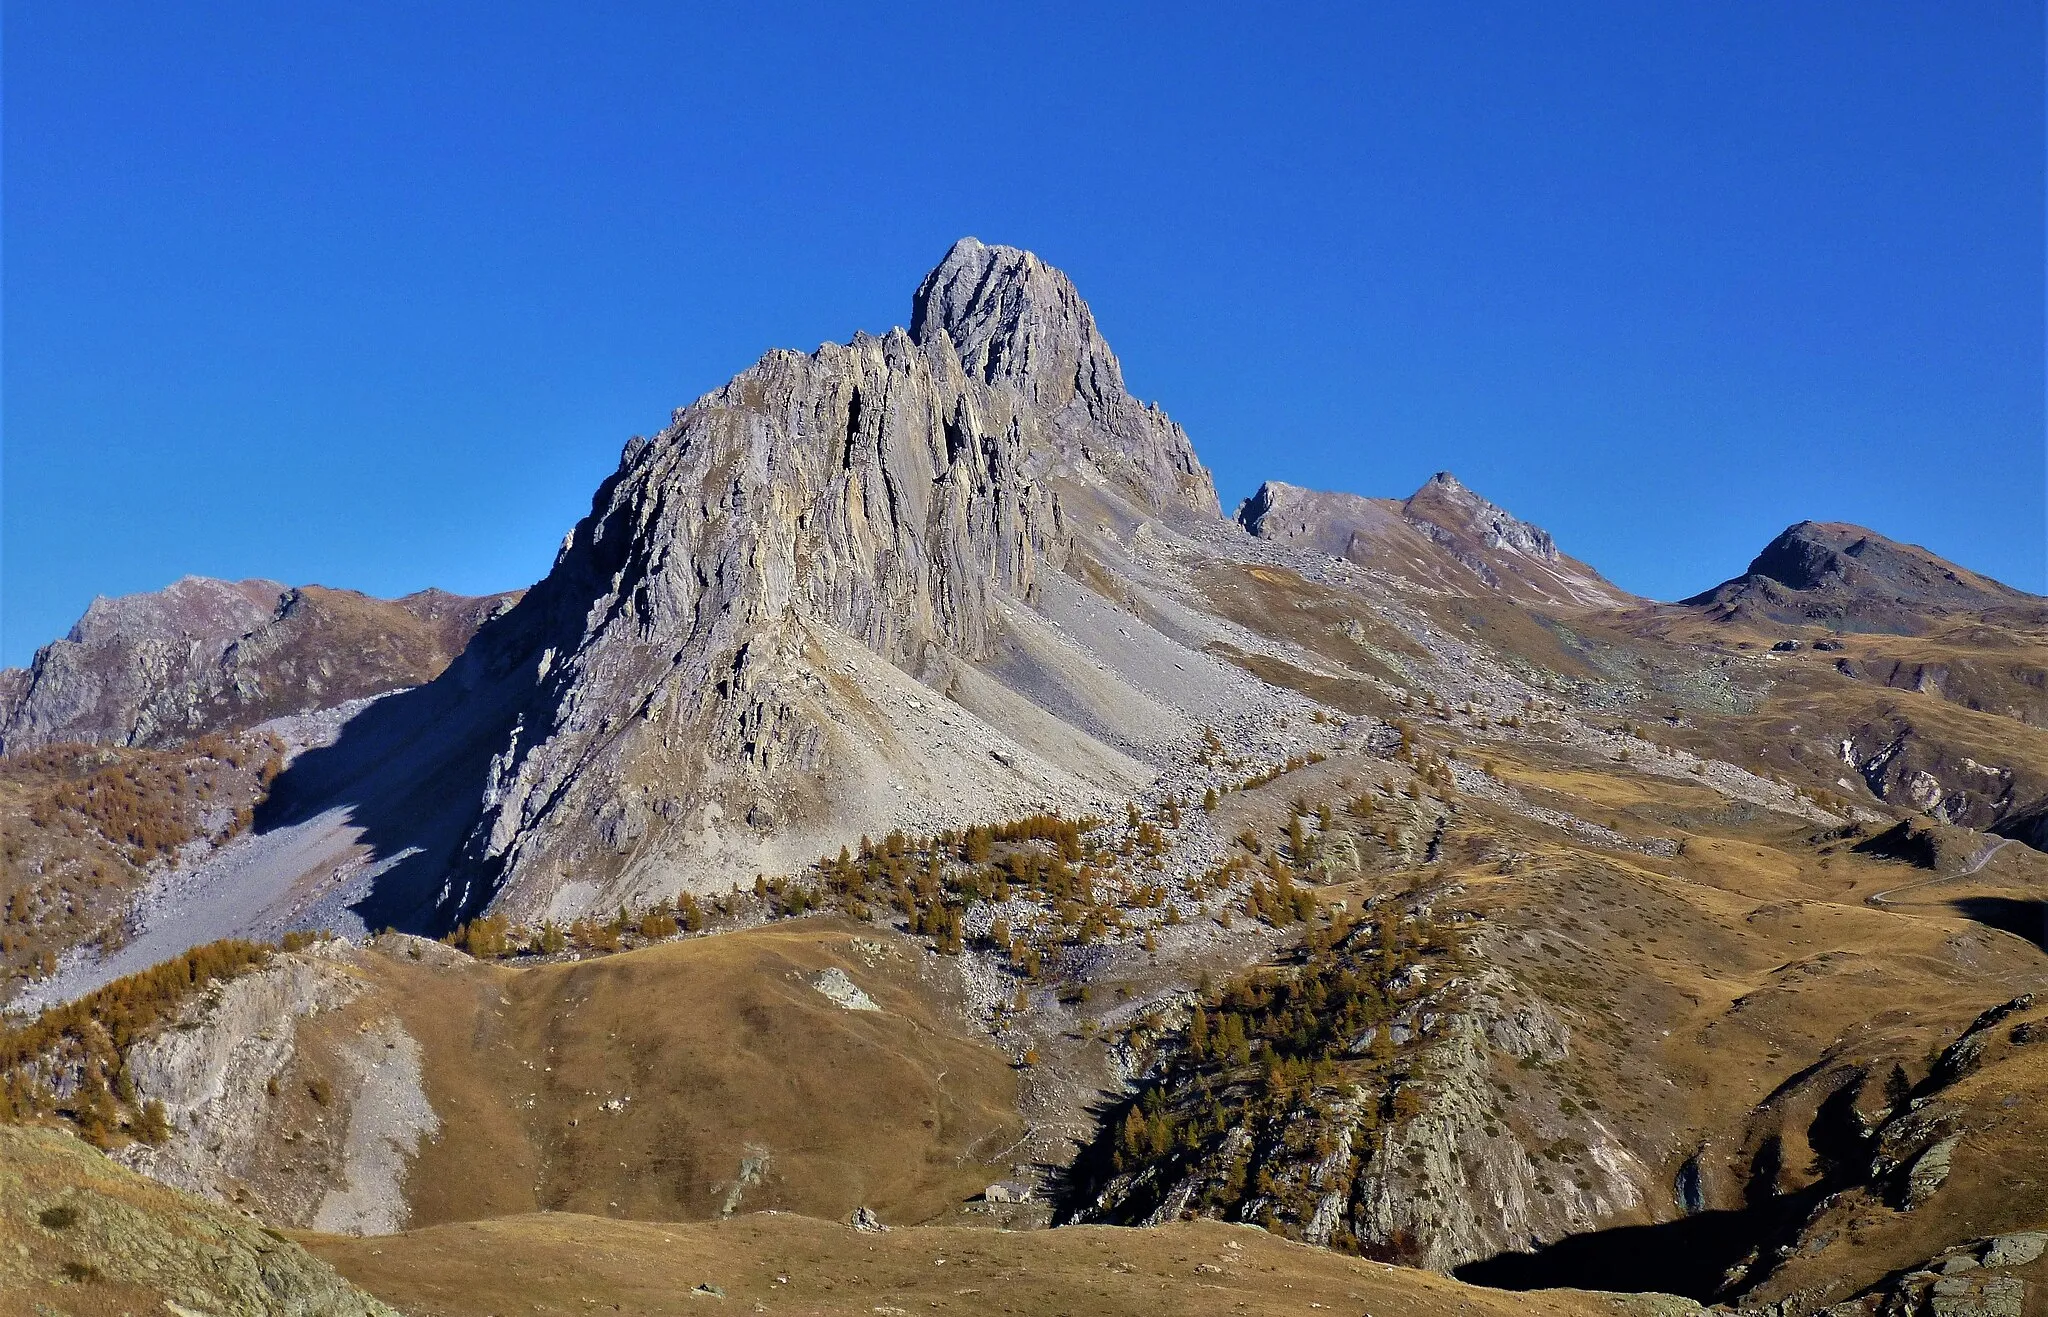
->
xmin=910 ymin=238 xmax=1125 ymax=414
xmin=903 ymin=238 xmax=1218 ymax=522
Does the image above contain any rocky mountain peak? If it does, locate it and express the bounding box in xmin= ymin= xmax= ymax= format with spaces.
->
xmin=1238 ymin=475 xmax=1628 ymax=608
xmin=910 ymin=237 xmax=1125 ymax=413
xmin=330 ymin=240 xmax=1222 ymax=926
xmin=1748 ymin=521 xmax=1942 ymax=594
xmin=66 ymin=576 xmax=287 ymax=649
xmin=1685 ymin=520 xmax=2038 ymax=633
xmin=909 ymin=239 xmax=1217 ymax=521
xmin=0 ymin=578 xmax=516 ymax=756
xmin=1402 ymin=471 xmax=1559 ymax=562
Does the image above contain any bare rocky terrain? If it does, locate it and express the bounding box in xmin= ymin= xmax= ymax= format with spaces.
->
xmin=3 ymin=239 xmax=2046 ymax=1317
xmin=0 ymin=579 xmax=517 ymax=756
xmin=1238 ymin=472 xmax=1634 ymax=609
xmin=0 ymin=576 xmax=513 ymax=1001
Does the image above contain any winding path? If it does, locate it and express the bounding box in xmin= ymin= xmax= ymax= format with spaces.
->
xmin=1866 ymin=837 xmax=2015 ymax=908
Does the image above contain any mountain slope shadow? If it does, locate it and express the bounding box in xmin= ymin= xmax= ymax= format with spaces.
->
xmin=1948 ymin=896 xmax=2048 ymax=953
xmin=252 ymin=663 xmax=520 ymax=938
xmin=251 ymin=467 xmax=631 ymax=938
xmin=1453 ymin=1188 xmax=1824 ymax=1301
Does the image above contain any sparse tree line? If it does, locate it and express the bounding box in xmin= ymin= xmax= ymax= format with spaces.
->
xmin=441 ymin=894 xmax=708 ymax=960
xmin=16 ymin=734 xmax=283 ymax=863
xmin=1074 ymin=892 xmax=1471 ymax=1250
xmin=0 ymin=734 xmax=287 ymax=986
xmin=432 ymin=782 xmax=1237 ymax=974
xmin=0 ymin=937 xmax=282 ymax=1146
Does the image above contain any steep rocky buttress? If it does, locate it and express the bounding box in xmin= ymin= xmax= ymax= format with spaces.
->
xmin=414 ymin=238 xmax=1220 ymax=921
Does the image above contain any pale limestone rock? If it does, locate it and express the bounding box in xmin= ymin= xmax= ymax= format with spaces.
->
xmin=810 ymin=967 xmax=880 ymax=1011
xmin=430 ymin=240 xmax=1218 ymax=923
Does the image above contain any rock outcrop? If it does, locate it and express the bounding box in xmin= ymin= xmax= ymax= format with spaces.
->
xmin=1071 ymin=954 xmax=1647 ymax=1272
xmin=114 ymin=947 xmax=368 ymax=1226
xmin=0 ymin=1122 xmax=398 ymax=1315
xmin=0 ymin=577 xmax=517 ymax=755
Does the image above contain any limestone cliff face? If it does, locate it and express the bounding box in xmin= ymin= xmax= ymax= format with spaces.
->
xmin=116 ymin=949 xmax=365 ymax=1223
xmin=0 ymin=579 xmax=516 ymax=756
xmin=912 ymin=238 xmax=1219 ymax=522
xmin=440 ymin=239 xmax=1218 ymax=920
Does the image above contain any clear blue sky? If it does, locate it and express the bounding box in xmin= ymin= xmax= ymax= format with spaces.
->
xmin=5 ymin=3 xmax=2042 ymax=664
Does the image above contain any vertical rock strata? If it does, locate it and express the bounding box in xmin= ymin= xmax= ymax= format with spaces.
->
xmin=443 ymin=239 xmax=1217 ymax=919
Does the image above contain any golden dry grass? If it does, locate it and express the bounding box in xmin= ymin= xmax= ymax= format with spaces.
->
xmin=373 ymin=919 xmax=1022 ymax=1230
xmin=306 ymin=1210 xmax=1647 ymax=1317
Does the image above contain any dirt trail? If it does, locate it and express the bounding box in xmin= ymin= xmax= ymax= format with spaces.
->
xmin=1866 ymin=838 xmax=2016 ymax=909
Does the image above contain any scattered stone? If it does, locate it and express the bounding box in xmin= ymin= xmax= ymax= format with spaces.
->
xmin=811 ymin=967 xmax=881 ymax=1012
xmin=850 ymin=1206 xmax=888 ymax=1233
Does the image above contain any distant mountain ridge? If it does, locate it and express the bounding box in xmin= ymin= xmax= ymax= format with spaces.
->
xmin=1236 ymin=472 xmax=1634 ymax=608
xmin=0 ymin=577 xmax=519 ymax=755
xmin=1684 ymin=519 xmax=2042 ymax=634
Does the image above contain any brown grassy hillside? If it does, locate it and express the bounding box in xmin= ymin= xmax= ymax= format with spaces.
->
xmin=385 ymin=919 xmax=1022 ymax=1229
xmin=306 ymin=1211 xmax=1649 ymax=1317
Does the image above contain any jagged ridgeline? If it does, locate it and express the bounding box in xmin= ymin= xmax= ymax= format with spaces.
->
xmin=344 ymin=237 xmax=1224 ymax=927
xmin=6 ymin=232 xmax=2048 ymax=1315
